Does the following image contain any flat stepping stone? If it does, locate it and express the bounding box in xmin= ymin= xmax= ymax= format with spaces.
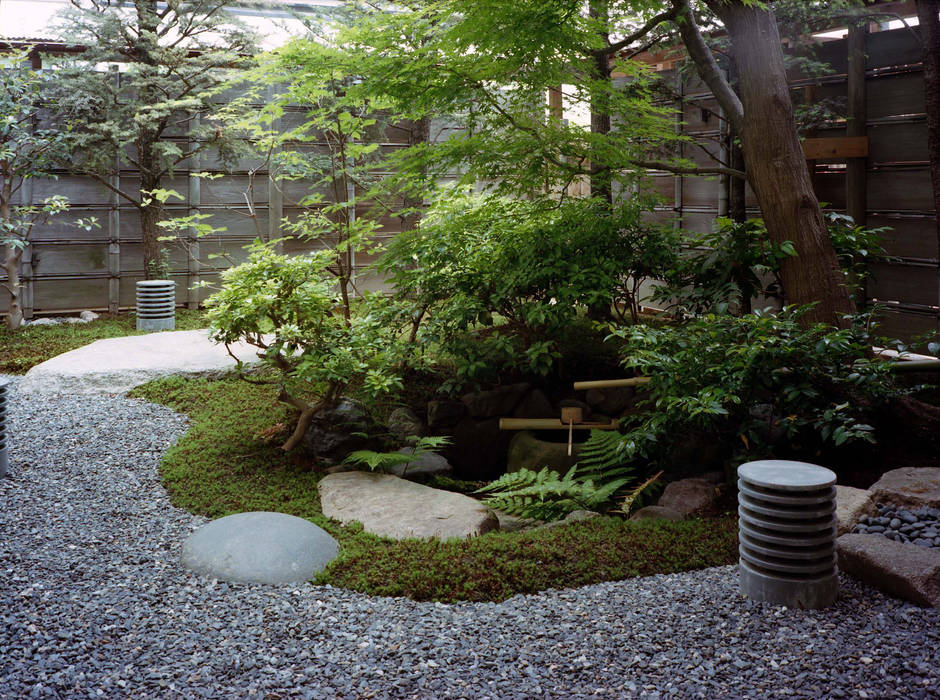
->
xmin=17 ymin=329 xmax=261 ymax=395
xmin=182 ymin=511 xmax=338 ymax=584
xmin=870 ymin=467 xmax=940 ymax=510
xmin=318 ymin=471 xmax=499 ymax=540
xmin=838 ymin=533 xmax=940 ymax=608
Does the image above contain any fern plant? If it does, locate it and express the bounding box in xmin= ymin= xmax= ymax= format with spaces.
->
xmin=475 ymin=465 xmax=633 ymax=521
xmin=343 ymin=436 xmax=451 ymax=475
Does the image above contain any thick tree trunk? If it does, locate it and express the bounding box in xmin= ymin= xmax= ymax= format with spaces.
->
xmin=589 ymin=0 xmax=613 ymax=204
xmin=718 ymin=3 xmax=854 ymax=326
xmin=3 ymin=244 xmax=23 ymax=330
xmin=1 ymin=176 xmax=23 ymax=329
xmin=916 ymin=1 xmax=940 ymax=298
xmin=140 ymin=195 xmax=165 ymax=280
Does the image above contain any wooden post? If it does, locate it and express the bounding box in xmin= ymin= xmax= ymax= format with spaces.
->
xmin=108 ymin=65 xmax=120 ymax=314
xmin=846 ymin=22 xmax=868 ymax=229
xmin=187 ymin=113 xmax=201 ymax=309
xmin=674 ymin=71 xmax=684 ymax=228
xmin=267 ymin=85 xmax=283 ymax=254
xmin=19 ymin=177 xmax=34 ymax=320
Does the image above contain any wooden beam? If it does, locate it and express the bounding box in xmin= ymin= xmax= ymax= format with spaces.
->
xmin=802 ymin=136 xmax=869 ymax=161
xmin=499 ymin=418 xmax=620 ymax=431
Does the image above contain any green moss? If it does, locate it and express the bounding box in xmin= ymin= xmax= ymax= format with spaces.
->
xmin=134 ymin=375 xmax=739 ymax=603
xmin=0 ymin=309 xmax=207 ymax=374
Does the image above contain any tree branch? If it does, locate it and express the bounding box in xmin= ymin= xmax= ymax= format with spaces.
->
xmin=630 ymin=158 xmax=745 ymax=180
xmin=670 ymin=0 xmax=744 ymax=132
xmin=590 ymin=7 xmax=681 ymax=57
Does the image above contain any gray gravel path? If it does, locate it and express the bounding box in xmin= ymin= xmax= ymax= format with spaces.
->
xmin=1 ymin=374 xmax=938 ymax=699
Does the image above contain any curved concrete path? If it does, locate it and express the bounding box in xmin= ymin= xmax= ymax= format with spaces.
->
xmin=17 ymin=329 xmax=261 ymax=395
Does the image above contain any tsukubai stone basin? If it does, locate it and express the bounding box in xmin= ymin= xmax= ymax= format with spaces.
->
xmin=182 ymin=511 xmax=338 ymax=584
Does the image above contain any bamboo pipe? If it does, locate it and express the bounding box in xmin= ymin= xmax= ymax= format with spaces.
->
xmin=498 ymin=418 xmax=620 ymax=431
xmin=572 ymin=377 xmax=651 ymax=390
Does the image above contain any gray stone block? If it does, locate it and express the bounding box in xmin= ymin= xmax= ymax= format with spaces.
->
xmin=182 ymin=511 xmax=338 ymax=584
xmin=838 ymin=533 xmax=940 ymax=608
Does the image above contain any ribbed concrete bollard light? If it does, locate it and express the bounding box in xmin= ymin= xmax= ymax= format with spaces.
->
xmin=738 ymin=460 xmax=838 ymax=609
xmin=136 ymin=280 xmax=176 ymax=331
xmin=0 ymin=377 xmax=9 ymax=479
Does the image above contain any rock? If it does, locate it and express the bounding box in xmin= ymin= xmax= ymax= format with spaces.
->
xmin=630 ymin=505 xmax=685 ymax=522
xmin=835 ymin=485 xmax=876 ymax=536
xmin=386 ymin=407 xmax=425 ymax=442
xmin=17 ymin=329 xmax=260 ymax=396
xmin=871 ymin=468 xmax=940 ymax=510
xmin=506 ymin=430 xmax=581 ymax=476
xmin=388 ymin=448 xmax=453 ymax=478
xmin=657 ymin=477 xmax=726 ymax=518
xmin=318 ymin=472 xmax=499 ymax=540
xmin=493 ymin=510 xmax=541 ymax=533
xmin=461 ymin=383 xmax=531 ymax=420
xmin=535 ymin=509 xmax=603 ymax=531
xmin=837 ymin=533 xmax=940 ymax=608
xmin=79 ymin=310 xmax=100 ymax=322
xmin=426 ymin=400 xmax=466 ymax=429
xmin=301 ymin=399 xmax=381 ymax=465
xmin=181 ymin=511 xmax=338 ymax=584
xmin=564 ymin=509 xmax=600 ymax=522
xmin=511 ymin=389 xmax=554 ymax=419
xmin=584 ymin=386 xmax=636 ymax=416
xmin=65 ymin=317 xmax=86 ymax=324
xmin=446 ymin=417 xmax=512 ymax=481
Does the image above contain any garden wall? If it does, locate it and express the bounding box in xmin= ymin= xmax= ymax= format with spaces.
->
xmin=2 ymin=26 xmax=937 ymax=343
xmin=641 ymin=25 xmax=938 ymax=341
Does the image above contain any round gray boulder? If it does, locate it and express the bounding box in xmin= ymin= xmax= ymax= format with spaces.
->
xmin=182 ymin=511 xmax=338 ymax=584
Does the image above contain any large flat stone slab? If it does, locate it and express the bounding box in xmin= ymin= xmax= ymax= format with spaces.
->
xmin=182 ymin=511 xmax=338 ymax=584
xmin=17 ymin=329 xmax=261 ymax=395
xmin=318 ymin=471 xmax=499 ymax=540
xmin=836 ymin=485 xmax=876 ymax=536
xmin=838 ymin=533 xmax=940 ymax=608
xmin=870 ymin=468 xmax=940 ymax=510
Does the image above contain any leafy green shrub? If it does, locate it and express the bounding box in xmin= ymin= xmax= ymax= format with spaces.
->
xmin=205 ymin=240 xmax=405 ymax=450
xmin=379 ymin=189 xmax=677 ymax=388
xmin=652 ymin=217 xmax=795 ymax=317
xmin=653 ymin=214 xmax=891 ymax=318
xmin=586 ymin=307 xmax=900 ymax=471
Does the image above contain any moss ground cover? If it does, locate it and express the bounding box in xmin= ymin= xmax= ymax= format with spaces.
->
xmin=133 ymin=374 xmax=739 ymax=602
xmin=0 ymin=309 xmax=207 ymax=374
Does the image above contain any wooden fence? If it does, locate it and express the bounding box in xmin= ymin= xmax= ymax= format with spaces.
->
xmin=640 ymin=25 xmax=937 ymax=340
xmin=2 ymin=25 xmax=937 ymax=342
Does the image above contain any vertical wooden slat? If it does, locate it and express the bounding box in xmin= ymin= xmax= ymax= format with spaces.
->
xmin=267 ymin=91 xmax=283 ymax=254
xmin=19 ymin=177 xmax=34 ymax=320
xmin=187 ymin=113 xmax=201 ymax=309
xmin=847 ymin=22 xmax=868 ymax=227
xmin=674 ymin=72 xmax=683 ymax=228
xmin=108 ymin=65 xmax=120 ymax=314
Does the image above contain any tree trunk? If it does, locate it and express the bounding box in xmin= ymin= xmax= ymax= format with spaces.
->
xmin=589 ymin=0 xmax=613 ymax=204
xmin=916 ymin=0 xmax=940 ymax=306
xmin=3 ymin=244 xmax=23 ymax=330
xmin=140 ymin=192 xmax=165 ymax=280
xmin=717 ymin=3 xmax=854 ymax=326
xmin=1 ymin=175 xmax=23 ymax=329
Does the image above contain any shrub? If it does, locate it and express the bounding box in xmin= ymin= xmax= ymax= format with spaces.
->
xmin=585 ymin=307 xmax=901 ymax=472
xmin=205 ymin=240 xmax=405 ymax=450
xmin=379 ymin=189 xmax=678 ymax=388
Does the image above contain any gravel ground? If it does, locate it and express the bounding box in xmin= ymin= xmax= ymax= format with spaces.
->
xmin=1 ymin=374 xmax=938 ymax=699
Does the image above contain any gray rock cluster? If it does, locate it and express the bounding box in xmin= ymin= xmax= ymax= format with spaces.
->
xmin=853 ymin=504 xmax=940 ymax=549
xmin=2 ymin=374 xmax=940 ymax=697
xmin=22 ymin=310 xmax=99 ymax=326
